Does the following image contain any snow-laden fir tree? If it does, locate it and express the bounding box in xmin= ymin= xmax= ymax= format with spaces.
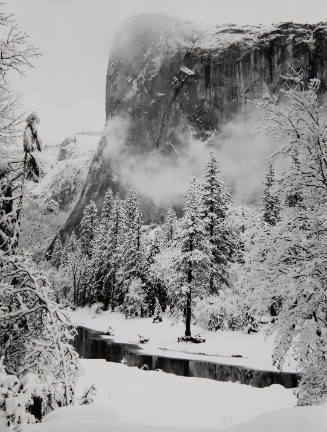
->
xmin=174 ymin=179 xmax=211 ymax=337
xmin=80 ymin=200 xmax=99 ymax=257
xmin=122 ymin=190 xmax=144 ymax=283
xmin=100 ymin=187 xmax=114 ymax=230
xmin=284 ymin=148 xmax=303 ymax=208
xmin=67 ymin=201 xmax=100 ymax=304
xmin=102 ymin=193 xmax=126 ymax=310
xmin=263 ymin=162 xmax=280 ymax=225
xmin=152 ymin=297 xmax=163 ymax=323
xmin=60 ymin=231 xmax=91 ymax=306
xmin=143 ymin=232 xmax=167 ymax=314
xmin=201 ymin=153 xmax=235 ymax=293
xmin=89 ymin=190 xmax=114 ymax=303
xmin=162 ymin=206 xmax=178 ymax=244
xmin=120 ymin=190 xmax=146 ymax=314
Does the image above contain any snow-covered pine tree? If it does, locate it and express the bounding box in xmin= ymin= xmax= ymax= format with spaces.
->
xmin=90 ymin=188 xmax=114 ymax=308
xmin=51 ymin=235 xmax=62 ymax=268
xmin=91 ymin=187 xmax=114 ymax=299
xmin=120 ymin=190 xmax=146 ymax=314
xmin=201 ymin=153 xmax=235 ymax=293
xmin=61 ymin=231 xmax=91 ymax=306
xmin=143 ymin=232 xmax=167 ymax=314
xmin=152 ymin=298 xmax=163 ymax=323
xmin=263 ymin=162 xmax=280 ymax=225
xmin=100 ymin=187 xmax=114 ymax=229
xmin=162 ymin=206 xmax=178 ymax=244
xmin=102 ymin=193 xmax=126 ymax=310
xmin=284 ymin=148 xmax=303 ymax=208
xmin=80 ymin=200 xmax=99 ymax=257
xmin=174 ymin=179 xmax=211 ymax=337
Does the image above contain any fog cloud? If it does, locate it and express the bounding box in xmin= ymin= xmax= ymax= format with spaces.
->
xmin=102 ymin=109 xmax=275 ymax=207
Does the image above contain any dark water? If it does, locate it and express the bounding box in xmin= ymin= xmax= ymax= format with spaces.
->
xmin=74 ymin=326 xmax=300 ymax=389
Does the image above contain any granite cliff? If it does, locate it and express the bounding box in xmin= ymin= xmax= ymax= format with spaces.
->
xmin=60 ymin=14 xmax=327 ymax=234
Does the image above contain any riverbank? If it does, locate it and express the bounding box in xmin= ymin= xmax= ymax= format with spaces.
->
xmin=69 ymin=306 xmax=295 ymax=372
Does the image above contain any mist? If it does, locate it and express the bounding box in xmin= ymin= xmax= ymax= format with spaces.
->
xmin=102 ymin=108 xmax=275 ymax=207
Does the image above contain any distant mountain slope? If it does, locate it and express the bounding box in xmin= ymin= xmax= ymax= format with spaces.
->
xmin=20 ymin=132 xmax=99 ymax=256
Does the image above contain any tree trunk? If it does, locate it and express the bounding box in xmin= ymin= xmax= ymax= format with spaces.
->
xmin=111 ymin=272 xmax=116 ymax=311
xmin=103 ymin=279 xmax=111 ymax=311
xmin=73 ymin=273 xmax=77 ymax=306
xmin=185 ymin=263 xmax=192 ymax=337
xmin=185 ymin=289 xmax=192 ymax=337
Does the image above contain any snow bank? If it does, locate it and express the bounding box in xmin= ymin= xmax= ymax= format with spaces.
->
xmin=224 ymin=405 xmax=327 ymax=432
xmin=23 ymin=404 xmax=327 ymax=432
xmin=24 ymin=359 xmax=296 ymax=431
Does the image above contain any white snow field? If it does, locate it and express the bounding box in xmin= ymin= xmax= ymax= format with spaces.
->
xmin=22 ymin=309 xmax=326 ymax=432
xmin=69 ymin=306 xmax=294 ymax=371
xmin=24 ymin=359 xmax=302 ymax=432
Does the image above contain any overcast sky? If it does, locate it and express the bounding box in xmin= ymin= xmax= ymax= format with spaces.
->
xmin=8 ymin=0 xmax=327 ymax=146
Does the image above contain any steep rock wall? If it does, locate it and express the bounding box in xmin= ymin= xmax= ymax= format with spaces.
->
xmin=59 ymin=15 xmax=327 ymax=236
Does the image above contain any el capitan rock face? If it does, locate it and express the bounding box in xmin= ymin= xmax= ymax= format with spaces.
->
xmin=59 ymin=15 xmax=327 ymax=235
xmin=106 ymin=17 xmax=327 ymax=149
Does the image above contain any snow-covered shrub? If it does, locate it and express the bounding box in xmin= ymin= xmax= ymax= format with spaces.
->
xmin=138 ymin=335 xmax=149 ymax=344
xmin=152 ymin=299 xmax=162 ymax=323
xmin=0 ymin=253 xmax=79 ymax=418
xmin=105 ymin=326 xmax=115 ymax=336
xmin=296 ymin=361 xmax=327 ymax=406
xmin=122 ymin=278 xmax=149 ymax=317
xmin=194 ymin=294 xmax=245 ymax=331
xmin=79 ymin=384 xmax=97 ymax=406
xmin=0 ymin=361 xmax=44 ymax=431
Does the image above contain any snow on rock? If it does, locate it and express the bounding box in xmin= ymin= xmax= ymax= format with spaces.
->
xmin=32 ymin=132 xmax=100 ymax=211
xmin=180 ymin=66 xmax=195 ymax=76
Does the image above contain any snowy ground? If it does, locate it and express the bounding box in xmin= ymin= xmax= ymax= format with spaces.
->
xmin=23 ymin=308 xmax=326 ymax=432
xmin=24 ymin=359 xmax=301 ymax=432
xmin=69 ymin=306 xmax=294 ymax=372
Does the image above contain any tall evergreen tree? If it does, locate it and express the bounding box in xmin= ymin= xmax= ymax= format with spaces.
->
xmin=63 ymin=231 xmax=91 ymax=306
xmin=175 ymin=179 xmax=211 ymax=337
xmin=121 ymin=190 xmax=145 ymax=302
xmin=162 ymin=206 xmax=178 ymax=244
xmin=143 ymin=232 xmax=167 ymax=313
xmin=80 ymin=200 xmax=99 ymax=257
xmin=202 ymin=153 xmax=235 ymax=293
xmin=102 ymin=194 xmax=126 ymax=309
xmin=100 ymin=187 xmax=114 ymax=229
xmin=285 ymin=149 xmax=303 ymax=208
xmin=89 ymin=189 xmax=114 ymax=303
xmin=263 ymin=162 xmax=280 ymax=225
